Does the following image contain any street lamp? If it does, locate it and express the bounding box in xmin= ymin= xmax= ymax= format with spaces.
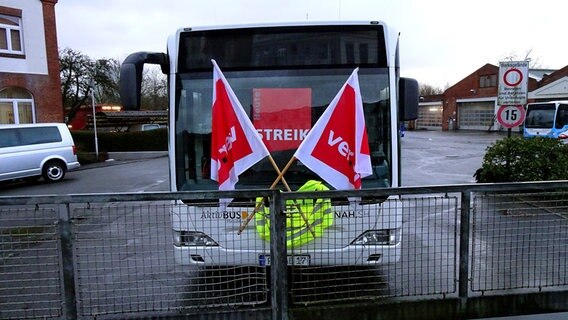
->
xmin=90 ymin=79 xmax=99 ymax=160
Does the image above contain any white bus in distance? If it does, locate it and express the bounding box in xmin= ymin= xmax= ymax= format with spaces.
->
xmin=524 ymin=101 xmax=568 ymax=141
xmin=120 ymin=21 xmax=419 ymax=267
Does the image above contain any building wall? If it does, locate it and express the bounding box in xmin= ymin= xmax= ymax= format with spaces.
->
xmin=419 ymin=64 xmax=568 ymax=132
xmin=439 ymin=63 xmax=541 ymax=131
xmin=442 ymin=64 xmax=499 ymax=131
xmin=0 ymin=0 xmax=62 ymax=123
xmin=529 ymin=65 xmax=568 ymax=102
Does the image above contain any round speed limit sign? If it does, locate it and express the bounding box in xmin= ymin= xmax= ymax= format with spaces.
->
xmin=496 ymin=105 xmax=525 ymax=128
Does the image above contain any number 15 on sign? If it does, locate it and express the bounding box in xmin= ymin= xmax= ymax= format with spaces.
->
xmin=497 ymin=105 xmax=526 ymax=129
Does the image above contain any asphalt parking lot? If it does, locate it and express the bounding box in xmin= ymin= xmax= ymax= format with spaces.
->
xmin=401 ymin=130 xmax=510 ymax=186
xmin=0 ymin=129 xmax=512 ymax=197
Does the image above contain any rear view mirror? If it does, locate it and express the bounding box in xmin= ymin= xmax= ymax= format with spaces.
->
xmin=120 ymin=52 xmax=168 ymax=110
xmin=399 ymin=77 xmax=419 ymax=121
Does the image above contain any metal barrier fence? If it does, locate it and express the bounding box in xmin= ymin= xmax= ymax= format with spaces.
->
xmin=1 ymin=182 xmax=568 ymax=319
xmin=472 ymin=191 xmax=568 ymax=293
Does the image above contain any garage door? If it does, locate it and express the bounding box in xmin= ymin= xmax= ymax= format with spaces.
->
xmin=416 ymin=104 xmax=443 ymax=130
xmin=457 ymin=101 xmax=495 ymax=130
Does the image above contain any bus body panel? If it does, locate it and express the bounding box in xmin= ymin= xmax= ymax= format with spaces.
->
xmin=172 ymin=197 xmax=402 ymax=266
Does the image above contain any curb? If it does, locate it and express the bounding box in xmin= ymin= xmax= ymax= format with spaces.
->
xmin=107 ymin=151 xmax=168 ymax=161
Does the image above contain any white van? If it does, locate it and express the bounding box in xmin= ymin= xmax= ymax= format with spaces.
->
xmin=0 ymin=123 xmax=80 ymax=183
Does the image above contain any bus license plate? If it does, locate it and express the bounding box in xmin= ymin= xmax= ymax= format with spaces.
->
xmin=259 ymin=255 xmax=310 ymax=266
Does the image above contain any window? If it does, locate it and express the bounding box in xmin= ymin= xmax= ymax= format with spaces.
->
xmin=20 ymin=127 xmax=62 ymax=145
xmin=0 ymin=127 xmax=62 ymax=148
xmin=0 ymin=9 xmax=23 ymax=56
xmin=555 ymin=104 xmax=568 ymax=129
xmin=179 ymin=26 xmax=386 ymax=71
xmin=345 ymin=42 xmax=354 ymax=64
xmin=525 ymin=103 xmax=555 ymax=128
xmin=0 ymin=128 xmax=19 ymax=148
xmin=360 ymin=43 xmax=369 ymax=63
xmin=0 ymin=87 xmax=35 ymax=124
xmin=479 ymin=74 xmax=497 ymax=88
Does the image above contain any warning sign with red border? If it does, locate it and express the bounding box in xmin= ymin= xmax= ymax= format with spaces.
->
xmin=497 ymin=61 xmax=529 ymax=106
xmin=496 ymin=105 xmax=526 ymax=129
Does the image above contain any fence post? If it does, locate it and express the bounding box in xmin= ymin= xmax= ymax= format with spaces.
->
xmin=270 ymin=190 xmax=289 ymax=320
xmin=459 ymin=191 xmax=472 ymax=306
xmin=59 ymin=203 xmax=78 ymax=319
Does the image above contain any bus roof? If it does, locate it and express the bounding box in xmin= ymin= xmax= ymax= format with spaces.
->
xmin=528 ymin=101 xmax=568 ymax=106
xmin=176 ymin=20 xmax=388 ymax=33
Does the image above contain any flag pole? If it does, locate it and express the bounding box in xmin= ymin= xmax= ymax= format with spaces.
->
xmin=266 ymin=156 xmax=316 ymax=238
xmin=269 ymin=156 xmax=296 ymax=188
xmin=237 ymin=156 xmax=316 ymax=239
xmin=267 ymin=155 xmax=292 ymax=191
xmin=237 ymin=156 xmax=295 ymax=235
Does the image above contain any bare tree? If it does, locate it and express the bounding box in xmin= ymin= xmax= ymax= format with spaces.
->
xmin=60 ymin=48 xmax=168 ymax=123
xmin=419 ymin=83 xmax=444 ymax=96
xmin=141 ymin=65 xmax=168 ymax=110
xmin=59 ymin=48 xmax=118 ymax=123
xmin=60 ymin=48 xmax=91 ymax=123
xmin=94 ymin=58 xmax=121 ymax=105
xmin=499 ymin=49 xmax=544 ymax=69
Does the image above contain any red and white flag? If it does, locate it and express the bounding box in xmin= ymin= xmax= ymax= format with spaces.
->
xmin=294 ymin=68 xmax=372 ymax=190
xmin=210 ymin=60 xmax=269 ymax=198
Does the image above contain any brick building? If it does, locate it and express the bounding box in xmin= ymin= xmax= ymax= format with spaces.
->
xmin=416 ymin=63 xmax=568 ymax=131
xmin=0 ymin=0 xmax=62 ymax=124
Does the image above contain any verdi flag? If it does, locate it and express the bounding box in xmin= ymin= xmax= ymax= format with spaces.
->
xmin=210 ymin=60 xmax=269 ymax=198
xmin=294 ymin=68 xmax=372 ymax=190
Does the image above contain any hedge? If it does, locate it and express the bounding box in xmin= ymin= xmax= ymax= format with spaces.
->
xmin=71 ymin=129 xmax=168 ymax=164
xmin=474 ymin=136 xmax=568 ymax=183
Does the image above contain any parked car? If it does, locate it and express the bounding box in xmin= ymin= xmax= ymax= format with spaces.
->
xmin=0 ymin=123 xmax=80 ymax=183
xmin=128 ymin=123 xmax=163 ymax=131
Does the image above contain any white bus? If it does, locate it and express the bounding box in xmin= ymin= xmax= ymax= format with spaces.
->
xmin=120 ymin=21 xmax=418 ymax=266
xmin=524 ymin=101 xmax=568 ymax=141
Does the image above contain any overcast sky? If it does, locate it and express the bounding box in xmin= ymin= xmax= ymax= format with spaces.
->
xmin=55 ymin=0 xmax=566 ymax=88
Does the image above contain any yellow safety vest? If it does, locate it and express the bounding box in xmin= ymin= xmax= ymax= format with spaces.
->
xmin=255 ymin=180 xmax=333 ymax=248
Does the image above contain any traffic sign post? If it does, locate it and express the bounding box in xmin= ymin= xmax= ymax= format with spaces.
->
xmin=496 ymin=62 xmax=529 ymax=170
xmin=497 ymin=61 xmax=529 ymax=106
xmin=497 ymin=61 xmax=529 ymax=138
xmin=496 ymin=105 xmax=525 ymax=128
xmin=496 ymin=105 xmax=526 ymax=137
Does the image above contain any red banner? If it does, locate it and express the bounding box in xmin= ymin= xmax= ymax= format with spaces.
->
xmin=252 ymin=88 xmax=312 ymax=152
